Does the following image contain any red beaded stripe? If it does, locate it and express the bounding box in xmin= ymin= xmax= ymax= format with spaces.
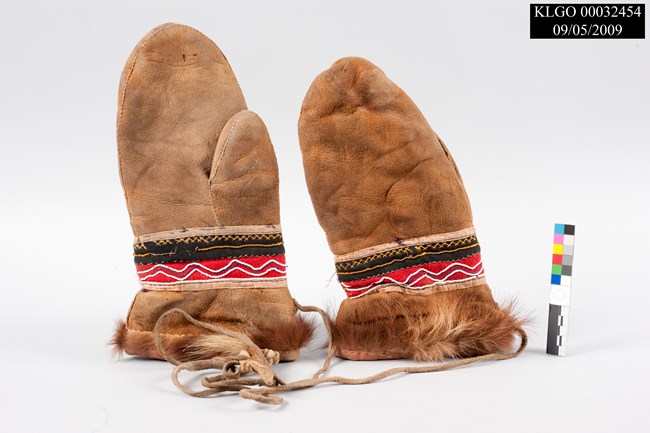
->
xmin=341 ymin=253 xmax=484 ymax=299
xmin=135 ymin=254 xmax=286 ymax=284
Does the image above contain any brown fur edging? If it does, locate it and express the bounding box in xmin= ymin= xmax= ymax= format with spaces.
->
xmin=331 ymin=287 xmax=529 ymax=361
xmin=110 ymin=314 xmax=315 ymax=362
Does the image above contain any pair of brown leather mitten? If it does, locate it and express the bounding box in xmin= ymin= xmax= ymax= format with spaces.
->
xmin=113 ymin=23 xmax=525 ymax=382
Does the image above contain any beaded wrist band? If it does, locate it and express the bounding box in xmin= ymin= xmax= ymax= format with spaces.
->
xmin=335 ymin=227 xmax=485 ymax=299
xmin=133 ymin=225 xmax=287 ymax=291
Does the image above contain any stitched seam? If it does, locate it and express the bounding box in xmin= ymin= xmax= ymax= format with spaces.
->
xmin=117 ymin=25 xmax=173 ymax=134
xmin=134 ymin=242 xmax=283 ymax=258
xmin=210 ymin=111 xmax=243 ymax=225
xmin=343 ymin=252 xmax=481 ymax=281
xmin=135 ymin=225 xmax=282 ymax=243
xmin=334 ymin=227 xmax=476 ymax=262
xmin=195 ymin=241 xmax=283 ymax=252
xmin=135 ymin=233 xmax=282 ymax=248
xmin=336 ymin=235 xmax=477 ymax=270
xmin=135 ymin=252 xmax=286 ymax=265
xmin=337 ymin=244 xmax=479 ymax=276
xmin=116 ymin=24 xmax=175 ymax=223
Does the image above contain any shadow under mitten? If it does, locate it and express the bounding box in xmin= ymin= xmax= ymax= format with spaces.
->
xmin=298 ymin=57 xmax=525 ymax=361
xmin=113 ymin=23 xmax=312 ymax=362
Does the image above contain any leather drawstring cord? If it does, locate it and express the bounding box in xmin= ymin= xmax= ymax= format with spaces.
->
xmin=153 ymin=301 xmax=528 ymax=405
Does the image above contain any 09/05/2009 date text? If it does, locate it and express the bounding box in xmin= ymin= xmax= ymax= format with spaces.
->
xmin=530 ymin=4 xmax=645 ymax=39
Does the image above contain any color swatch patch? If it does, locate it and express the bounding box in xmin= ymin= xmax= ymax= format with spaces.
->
xmin=547 ymin=223 xmax=575 ymax=356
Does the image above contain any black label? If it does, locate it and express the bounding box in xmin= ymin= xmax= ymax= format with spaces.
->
xmin=530 ymin=4 xmax=645 ymax=38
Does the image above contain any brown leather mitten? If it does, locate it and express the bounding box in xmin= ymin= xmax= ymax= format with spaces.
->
xmin=113 ymin=23 xmax=311 ymax=362
xmin=298 ymin=57 xmax=524 ymax=361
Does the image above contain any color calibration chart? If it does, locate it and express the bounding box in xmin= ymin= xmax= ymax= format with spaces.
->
xmin=546 ymin=223 xmax=575 ymax=356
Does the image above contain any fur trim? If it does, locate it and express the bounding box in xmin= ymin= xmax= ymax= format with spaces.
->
xmin=110 ymin=314 xmax=315 ymax=362
xmin=187 ymin=334 xmax=250 ymax=359
xmin=110 ymin=319 xmax=127 ymax=357
xmin=110 ymin=321 xmax=195 ymax=361
xmin=187 ymin=315 xmax=315 ymax=361
xmin=251 ymin=315 xmax=315 ymax=353
xmin=332 ymin=286 xmax=529 ymax=361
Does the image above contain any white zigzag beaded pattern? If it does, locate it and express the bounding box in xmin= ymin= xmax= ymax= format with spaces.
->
xmin=342 ymin=259 xmax=484 ymax=294
xmin=137 ymin=258 xmax=287 ymax=284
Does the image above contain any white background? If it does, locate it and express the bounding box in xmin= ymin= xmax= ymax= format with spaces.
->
xmin=1 ymin=1 xmax=648 ymax=432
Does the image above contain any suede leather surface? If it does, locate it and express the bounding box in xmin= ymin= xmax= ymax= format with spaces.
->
xmin=210 ymin=111 xmax=281 ymax=225
xmin=118 ymin=23 xmax=247 ymax=235
xmin=299 ymin=58 xmax=511 ymax=360
xmin=299 ymin=57 xmax=472 ymax=256
xmin=116 ymin=24 xmax=300 ymax=360
xmin=127 ymin=288 xmax=295 ymax=333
